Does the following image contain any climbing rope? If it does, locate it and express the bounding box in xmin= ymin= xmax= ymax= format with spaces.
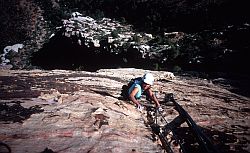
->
xmin=145 ymin=93 xmax=220 ymax=153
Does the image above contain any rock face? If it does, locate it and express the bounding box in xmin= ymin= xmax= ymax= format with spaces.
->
xmin=0 ymin=68 xmax=249 ymax=153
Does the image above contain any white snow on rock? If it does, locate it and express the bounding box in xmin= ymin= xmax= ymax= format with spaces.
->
xmin=1 ymin=44 xmax=24 ymax=66
xmin=4 ymin=44 xmax=23 ymax=53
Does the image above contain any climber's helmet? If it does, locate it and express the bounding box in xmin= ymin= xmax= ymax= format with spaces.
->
xmin=143 ymin=73 xmax=154 ymax=85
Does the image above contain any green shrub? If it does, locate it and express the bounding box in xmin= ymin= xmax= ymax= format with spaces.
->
xmin=111 ymin=30 xmax=119 ymax=38
xmin=172 ymin=65 xmax=182 ymax=72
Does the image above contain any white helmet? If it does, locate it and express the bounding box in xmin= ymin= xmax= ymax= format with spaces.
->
xmin=143 ymin=73 xmax=154 ymax=85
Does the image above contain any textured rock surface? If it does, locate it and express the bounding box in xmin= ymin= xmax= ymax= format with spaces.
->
xmin=0 ymin=68 xmax=249 ymax=153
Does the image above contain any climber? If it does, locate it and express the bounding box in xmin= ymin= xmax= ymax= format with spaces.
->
xmin=128 ymin=73 xmax=162 ymax=112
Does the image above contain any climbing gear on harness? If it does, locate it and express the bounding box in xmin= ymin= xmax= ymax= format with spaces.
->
xmin=156 ymin=106 xmax=163 ymax=112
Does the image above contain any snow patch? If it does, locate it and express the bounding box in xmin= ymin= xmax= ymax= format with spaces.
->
xmin=1 ymin=44 xmax=24 ymax=65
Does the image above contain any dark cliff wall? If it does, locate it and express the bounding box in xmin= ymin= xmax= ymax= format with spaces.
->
xmin=0 ymin=0 xmax=249 ymax=72
xmin=0 ymin=0 xmax=53 ymax=53
xmin=0 ymin=0 xmax=53 ymax=68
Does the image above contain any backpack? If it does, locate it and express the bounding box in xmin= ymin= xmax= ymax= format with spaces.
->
xmin=120 ymin=77 xmax=142 ymax=100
